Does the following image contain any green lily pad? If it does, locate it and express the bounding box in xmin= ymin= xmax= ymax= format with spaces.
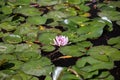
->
xmin=0 ymin=32 xmax=4 ymax=38
xmin=15 ymin=43 xmax=40 ymax=52
xmin=15 ymin=50 xmax=40 ymax=61
xmin=22 ymin=32 xmax=38 ymax=42
xmin=78 ymin=69 xmax=98 ymax=79
xmin=2 ymin=34 xmax=22 ymax=44
xmin=1 ymin=6 xmax=13 ymax=14
xmin=77 ymin=41 xmax=93 ymax=48
xmin=0 ymin=54 xmax=16 ymax=61
xmin=13 ymin=6 xmax=42 ymax=16
xmin=88 ymin=46 xmax=120 ymax=61
xmin=80 ymin=61 xmax=114 ymax=72
xmin=4 ymin=71 xmax=39 ymax=80
xmin=0 ymin=54 xmax=16 ymax=67
xmin=59 ymin=45 xmax=84 ymax=57
xmin=76 ymin=57 xmax=102 ymax=68
xmin=0 ymin=70 xmax=15 ymax=79
xmin=14 ymin=23 xmax=38 ymax=36
xmin=43 ymin=11 xmax=68 ymax=21
xmin=21 ymin=57 xmax=54 ymax=76
xmin=98 ymin=10 xmax=120 ymax=21
xmin=38 ymin=32 xmax=57 ymax=45
xmin=72 ymin=66 xmax=99 ymax=79
xmin=8 ymin=0 xmax=36 ymax=5
xmin=8 ymin=60 xmax=23 ymax=70
xmin=108 ymin=1 xmax=120 ymax=8
xmin=27 ymin=16 xmax=47 ymax=25
xmin=108 ymin=36 xmax=120 ymax=49
xmin=0 ymin=0 xmax=5 ymax=6
xmin=0 ymin=43 xmax=15 ymax=54
xmin=37 ymin=0 xmax=57 ymax=6
xmin=66 ymin=0 xmax=81 ymax=4
xmin=77 ymin=20 xmax=105 ymax=40
xmin=61 ymin=72 xmax=79 ymax=80
xmin=0 ymin=22 xmax=16 ymax=31
xmin=68 ymin=16 xmax=89 ymax=25
xmin=97 ymin=71 xmax=110 ymax=79
xmin=41 ymin=45 xmax=55 ymax=52
xmin=78 ymin=4 xmax=90 ymax=12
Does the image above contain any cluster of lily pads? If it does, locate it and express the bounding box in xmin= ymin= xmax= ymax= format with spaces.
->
xmin=0 ymin=0 xmax=120 ymax=80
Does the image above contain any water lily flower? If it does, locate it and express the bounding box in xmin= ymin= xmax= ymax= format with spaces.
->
xmin=53 ymin=35 xmax=68 ymax=46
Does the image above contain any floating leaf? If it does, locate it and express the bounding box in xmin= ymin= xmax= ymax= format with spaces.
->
xmin=2 ymin=34 xmax=22 ymax=44
xmin=68 ymin=16 xmax=89 ymax=25
xmin=1 ymin=6 xmax=13 ymax=14
xmin=15 ymin=43 xmax=40 ymax=52
xmin=8 ymin=0 xmax=36 ymax=5
xmin=76 ymin=57 xmax=102 ymax=68
xmin=22 ymin=32 xmax=38 ymax=42
xmin=0 ymin=43 xmax=15 ymax=54
xmin=108 ymin=1 xmax=120 ymax=8
xmin=21 ymin=57 xmax=54 ymax=76
xmin=77 ymin=20 xmax=105 ymax=40
xmin=88 ymin=46 xmax=120 ymax=61
xmin=44 ymin=11 xmax=67 ymax=21
xmin=0 ymin=22 xmax=16 ymax=31
xmin=13 ymin=6 xmax=42 ymax=16
xmin=38 ymin=32 xmax=57 ymax=45
xmin=59 ymin=45 xmax=84 ymax=57
xmin=27 ymin=16 xmax=47 ymax=25
xmin=14 ymin=23 xmax=38 ymax=36
xmin=15 ymin=50 xmax=40 ymax=61
xmin=108 ymin=36 xmax=120 ymax=49
xmin=61 ymin=72 xmax=79 ymax=80
xmin=0 ymin=54 xmax=16 ymax=61
xmin=37 ymin=0 xmax=57 ymax=6
xmin=98 ymin=10 xmax=120 ymax=21
xmin=8 ymin=60 xmax=23 ymax=70
xmin=66 ymin=0 xmax=81 ymax=4
xmin=80 ymin=61 xmax=114 ymax=72
xmin=41 ymin=45 xmax=55 ymax=52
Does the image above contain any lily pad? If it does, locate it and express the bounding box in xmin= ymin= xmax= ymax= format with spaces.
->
xmin=76 ymin=57 xmax=102 ymax=68
xmin=66 ymin=0 xmax=81 ymax=4
xmin=41 ymin=45 xmax=55 ymax=52
xmin=37 ymin=0 xmax=57 ymax=6
xmin=98 ymin=10 xmax=120 ymax=21
xmin=21 ymin=57 xmax=54 ymax=76
xmin=80 ymin=61 xmax=114 ymax=72
xmin=8 ymin=60 xmax=23 ymax=70
xmin=15 ymin=43 xmax=40 ymax=52
xmin=27 ymin=16 xmax=47 ymax=25
xmin=108 ymin=36 xmax=120 ymax=49
xmin=0 ymin=54 xmax=16 ymax=61
xmin=77 ymin=20 xmax=105 ymax=41
xmin=38 ymin=32 xmax=57 ymax=45
xmin=14 ymin=23 xmax=38 ymax=36
xmin=0 ymin=22 xmax=16 ymax=31
xmin=88 ymin=46 xmax=120 ymax=61
xmin=1 ymin=6 xmax=13 ymax=14
xmin=8 ymin=0 xmax=36 ymax=5
xmin=59 ymin=45 xmax=84 ymax=57
xmin=68 ymin=16 xmax=89 ymax=25
xmin=13 ymin=6 xmax=42 ymax=16
xmin=15 ymin=51 xmax=40 ymax=61
xmin=2 ymin=34 xmax=22 ymax=44
xmin=0 ymin=43 xmax=15 ymax=54
xmin=22 ymin=32 xmax=38 ymax=42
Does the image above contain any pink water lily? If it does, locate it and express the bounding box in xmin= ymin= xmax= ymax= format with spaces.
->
xmin=53 ymin=35 xmax=68 ymax=46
